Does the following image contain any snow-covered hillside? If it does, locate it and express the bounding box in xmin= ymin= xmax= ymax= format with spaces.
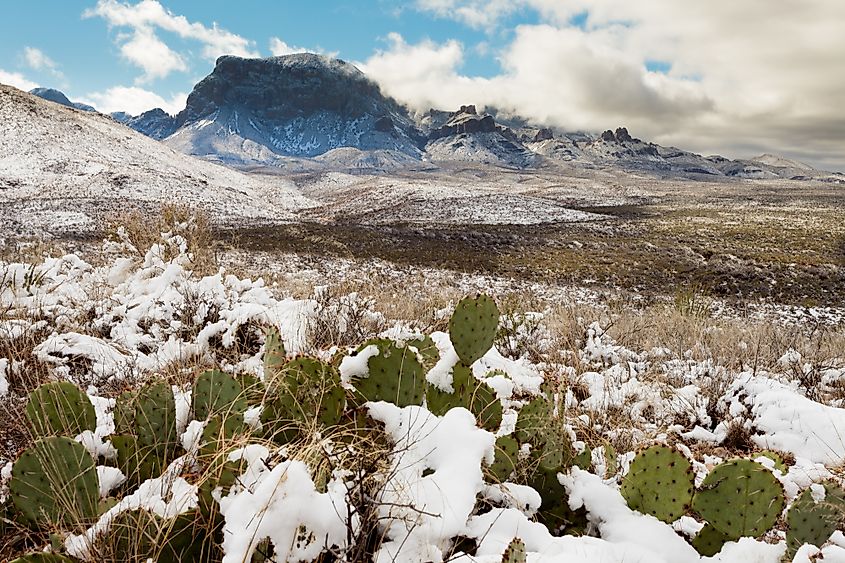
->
xmin=0 ymin=85 xmax=316 ymax=236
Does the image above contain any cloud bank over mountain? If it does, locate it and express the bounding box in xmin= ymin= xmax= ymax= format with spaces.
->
xmin=364 ymin=0 xmax=845 ymax=169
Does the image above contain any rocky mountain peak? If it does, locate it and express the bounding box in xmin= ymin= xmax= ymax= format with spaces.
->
xmin=176 ymin=54 xmax=405 ymax=126
xmin=164 ymin=54 xmax=423 ymax=160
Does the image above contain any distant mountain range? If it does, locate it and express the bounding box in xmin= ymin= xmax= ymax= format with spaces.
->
xmin=25 ymin=55 xmax=845 ymax=182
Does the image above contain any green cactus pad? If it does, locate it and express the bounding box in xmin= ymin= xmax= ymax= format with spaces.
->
xmin=425 ymin=362 xmax=471 ymax=416
xmin=501 ymin=537 xmax=527 ymax=563
xmin=113 ymin=389 xmax=138 ymax=435
xmin=691 ymin=523 xmax=731 ymax=557
xmin=488 ymin=436 xmax=520 ymax=482
xmin=10 ymin=436 xmax=99 ymax=528
xmin=692 ymin=459 xmax=785 ymax=539
xmin=756 ymin=450 xmax=789 ymax=473
xmin=572 ymin=447 xmax=593 ymax=471
xmin=467 ymin=377 xmax=503 ymax=432
xmin=602 ymin=444 xmax=619 ymax=477
xmin=200 ymin=414 xmax=247 ymax=458
xmin=620 ymin=445 xmax=694 ymax=524
xmin=534 ymin=429 xmax=575 ymax=473
xmin=786 ymin=482 xmax=845 ymax=558
xmin=352 ymin=339 xmax=425 ymax=407
xmin=261 ymin=358 xmax=345 ymax=443
xmin=237 ymin=373 xmax=266 ymax=405
xmin=198 ymin=456 xmax=246 ymax=520
xmin=528 ymin=466 xmax=588 ymax=534
xmin=408 ymin=335 xmax=440 ymax=371
xmin=105 ymin=508 xmax=202 ymax=563
xmin=281 ymin=358 xmax=345 ymax=427
xmin=514 ymin=396 xmax=552 ymax=444
xmin=135 ymin=381 xmax=178 ymax=454
xmin=25 ymin=381 xmax=97 ymax=438
xmin=449 ymin=294 xmax=500 ymax=365
xmin=263 ymin=327 xmax=287 ymax=380
xmin=192 ymin=369 xmax=247 ymax=421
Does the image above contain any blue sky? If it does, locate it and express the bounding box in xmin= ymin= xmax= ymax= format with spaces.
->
xmin=0 ymin=1 xmax=540 ymax=108
xmin=1 ymin=1 xmax=843 ymax=170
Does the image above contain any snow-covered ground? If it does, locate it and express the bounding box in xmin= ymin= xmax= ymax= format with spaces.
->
xmin=1 ymin=229 xmax=843 ymax=562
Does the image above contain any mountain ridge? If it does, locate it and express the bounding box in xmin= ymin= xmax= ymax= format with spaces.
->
xmin=19 ymin=57 xmax=845 ymax=182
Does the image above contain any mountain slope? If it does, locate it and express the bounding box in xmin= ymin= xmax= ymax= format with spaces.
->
xmin=29 ymin=87 xmax=96 ymax=112
xmin=0 ymin=85 xmax=314 ymax=236
xmin=162 ymin=54 xmax=423 ymax=165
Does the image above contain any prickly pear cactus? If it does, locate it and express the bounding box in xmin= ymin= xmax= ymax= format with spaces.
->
xmin=408 ymin=335 xmax=440 ymax=372
xmin=620 ymin=445 xmax=694 ymax=524
xmin=10 ymin=436 xmax=99 ymax=529
xmin=237 ymin=373 xmax=266 ymax=406
xmin=534 ymin=430 xmax=574 ymax=474
xmin=135 ymin=381 xmax=178 ymax=454
xmin=104 ymin=508 xmax=203 ymax=563
xmin=468 ymin=378 xmax=503 ymax=432
xmin=114 ymin=381 xmax=179 ymax=483
xmin=25 ymin=381 xmax=97 ymax=438
xmin=756 ymin=450 xmax=789 ymax=473
xmin=691 ymin=523 xmax=731 ymax=557
xmin=692 ymin=459 xmax=785 ymax=539
xmin=263 ymin=327 xmax=286 ymax=380
xmin=488 ymin=435 xmax=520 ymax=482
xmin=514 ymin=396 xmax=551 ymax=444
xmin=200 ymin=414 xmax=248 ymax=458
xmin=449 ymin=294 xmax=500 ymax=365
xmin=501 ymin=537 xmax=527 ymax=563
xmin=528 ymin=465 xmax=587 ymax=535
xmin=280 ymin=358 xmax=345 ymax=426
xmin=113 ymin=391 xmax=135 ymax=436
xmin=785 ymin=481 xmax=845 ymax=558
xmin=352 ymin=339 xmax=425 ymax=407
xmin=425 ymin=361 xmax=472 ymax=416
xmin=192 ymin=369 xmax=247 ymax=421
xmin=262 ymin=357 xmax=345 ymax=444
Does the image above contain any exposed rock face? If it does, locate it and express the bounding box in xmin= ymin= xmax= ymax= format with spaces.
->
xmin=122 ymin=108 xmax=178 ymax=141
xmin=425 ymin=106 xmax=536 ymax=168
xmin=600 ymin=130 xmax=616 ymax=142
xmin=533 ymin=128 xmax=554 ymax=142
xmin=29 ymin=88 xmax=95 ymax=112
xmin=162 ymin=54 xmax=423 ymax=161
xmin=615 ymin=127 xmax=633 ymax=143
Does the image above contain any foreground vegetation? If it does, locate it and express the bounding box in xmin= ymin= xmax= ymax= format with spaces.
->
xmin=1 ymin=209 xmax=843 ymax=561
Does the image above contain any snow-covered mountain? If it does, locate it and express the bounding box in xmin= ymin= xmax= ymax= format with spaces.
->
xmin=29 ymin=87 xmax=96 ymax=112
xmin=0 ymin=84 xmax=315 ymax=236
xmin=423 ymin=105 xmax=537 ymax=168
xmin=90 ymin=53 xmax=840 ymax=180
xmin=160 ymin=54 xmax=424 ymax=166
xmin=112 ymin=108 xmax=179 ymax=140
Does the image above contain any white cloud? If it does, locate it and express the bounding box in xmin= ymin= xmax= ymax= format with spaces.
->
xmin=84 ymin=0 xmax=259 ymax=81
xmin=119 ymin=27 xmax=187 ymax=82
xmin=360 ymin=33 xmax=477 ymax=112
xmin=268 ymin=38 xmax=338 ymax=59
xmin=0 ymin=69 xmax=38 ymax=91
xmin=80 ymin=86 xmax=188 ymax=116
xmin=362 ymin=29 xmax=710 ymax=129
xmin=381 ymin=0 xmax=845 ymax=169
xmin=415 ymin=0 xmax=519 ymax=29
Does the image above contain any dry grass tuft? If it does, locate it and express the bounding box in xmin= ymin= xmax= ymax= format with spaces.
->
xmin=105 ymin=203 xmax=217 ymax=275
